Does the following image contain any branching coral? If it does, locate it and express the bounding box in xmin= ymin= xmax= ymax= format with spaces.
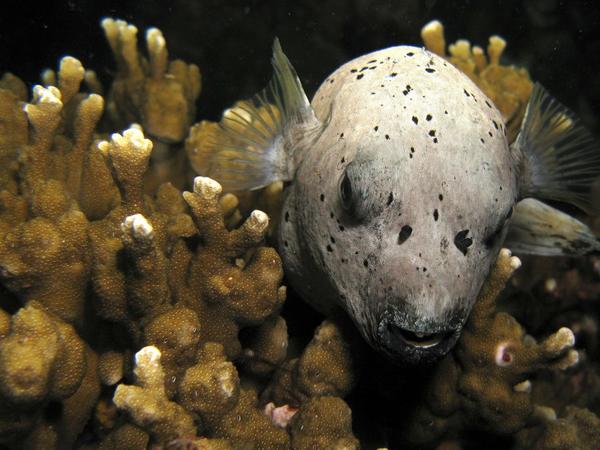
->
xmin=264 ymin=319 xmax=358 ymax=406
xmin=0 ymin=302 xmax=99 ymax=448
xmin=0 ymin=18 xmax=289 ymax=447
xmin=421 ymin=20 xmax=533 ymax=142
xmin=101 ymin=18 xmax=201 ymax=143
xmin=113 ymin=346 xmax=196 ymax=442
xmin=406 ymin=249 xmax=580 ymax=447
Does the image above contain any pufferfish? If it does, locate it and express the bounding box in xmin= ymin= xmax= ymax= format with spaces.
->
xmin=188 ymin=39 xmax=600 ymax=365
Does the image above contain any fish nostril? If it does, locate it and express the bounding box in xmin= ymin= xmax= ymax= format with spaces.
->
xmin=454 ymin=229 xmax=473 ymax=255
xmin=398 ymin=225 xmax=413 ymax=245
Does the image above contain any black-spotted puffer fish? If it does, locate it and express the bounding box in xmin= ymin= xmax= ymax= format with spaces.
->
xmin=188 ymin=40 xmax=600 ymax=365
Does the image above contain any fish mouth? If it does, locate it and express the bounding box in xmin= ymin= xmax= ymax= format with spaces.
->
xmin=375 ymin=307 xmax=464 ymax=365
xmin=391 ymin=328 xmax=454 ymax=349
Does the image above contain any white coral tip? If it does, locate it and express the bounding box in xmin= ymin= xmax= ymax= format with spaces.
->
xmin=499 ymin=248 xmax=512 ymax=258
xmin=124 ymin=127 xmax=152 ymax=152
xmin=32 ymin=84 xmax=62 ymax=105
xmin=146 ymin=28 xmax=166 ymax=50
xmin=509 ymin=255 xmax=522 ymax=270
xmin=135 ymin=345 xmax=161 ymax=367
xmin=513 ymin=380 xmax=532 ymax=393
xmin=534 ymin=405 xmax=557 ymax=422
xmin=193 ymin=176 xmax=222 ymax=198
xmin=249 ymin=210 xmax=269 ymax=231
xmin=122 ymin=214 xmax=154 ymax=239
xmin=557 ymin=327 xmax=576 ymax=349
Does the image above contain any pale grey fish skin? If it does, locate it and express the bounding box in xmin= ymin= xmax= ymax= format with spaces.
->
xmin=278 ymin=46 xmax=518 ymax=364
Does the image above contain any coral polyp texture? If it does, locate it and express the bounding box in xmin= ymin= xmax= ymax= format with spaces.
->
xmin=0 ymin=16 xmax=598 ymax=450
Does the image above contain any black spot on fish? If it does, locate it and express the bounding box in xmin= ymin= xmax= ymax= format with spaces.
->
xmin=374 ymin=125 xmax=379 ymax=131
xmin=425 ymin=68 xmax=436 ymax=73
xmin=326 ymin=244 xmax=333 ymax=252
xmin=330 ymin=212 xmax=334 ymax=219
xmin=463 ymin=89 xmax=470 ymax=97
xmin=385 ymin=134 xmax=390 ymax=140
xmin=485 ymin=100 xmax=493 ymax=108
xmin=339 ymin=225 xmax=345 ymax=232
xmin=329 ymin=78 xmax=335 ymax=84
xmin=488 ymin=131 xmax=493 ymax=137
xmin=412 ymin=116 xmax=419 ymax=125
xmin=439 ymin=193 xmax=443 ymax=201
xmin=433 ymin=138 xmax=438 ymax=144
xmin=444 ymin=110 xmax=448 ymax=114
xmin=426 ymin=114 xmax=432 ymax=121
xmin=284 ymin=240 xmax=289 ymax=247
xmin=480 ymin=138 xmax=485 ymax=144
xmin=320 ymin=194 xmax=325 ymax=202
xmin=368 ymin=59 xmax=377 ymax=63
xmin=398 ymin=225 xmax=413 ymax=245
xmin=387 ymin=192 xmax=394 ymax=206
xmin=341 ymin=156 xmax=345 ymax=163
xmin=429 ymin=130 xmax=436 ymax=137
xmin=406 ymin=52 xmax=415 ymax=56
xmin=363 ymin=259 xmax=369 ymax=268
xmin=284 ymin=211 xmax=290 ymax=222
xmin=433 ymin=209 xmax=439 ymax=221
xmin=454 ymin=229 xmax=473 ymax=255
xmin=357 ymin=74 xmax=364 ymax=80
xmin=493 ymin=120 xmax=499 ymax=130
xmin=330 ymin=236 xmax=336 ymax=244
xmin=389 ymin=72 xmax=398 ymax=77
xmin=351 ymin=69 xmax=357 ymax=73
xmin=440 ymin=236 xmax=449 ymax=254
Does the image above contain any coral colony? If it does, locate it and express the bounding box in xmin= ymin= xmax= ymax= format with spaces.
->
xmin=0 ymin=18 xmax=597 ymax=449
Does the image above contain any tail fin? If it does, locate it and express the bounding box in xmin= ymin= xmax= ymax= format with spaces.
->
xmin=187 ymin=39 xmax=320 ymax=191
xmin=515 ymin=83 xmax=600 ymax=215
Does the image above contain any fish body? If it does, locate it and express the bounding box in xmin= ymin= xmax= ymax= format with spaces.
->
xmin=189 ymin=41 xmax=600 ymax=364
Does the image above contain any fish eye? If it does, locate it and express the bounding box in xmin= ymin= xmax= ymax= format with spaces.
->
xmin=339 ymin=171 xmax=354 ymax=212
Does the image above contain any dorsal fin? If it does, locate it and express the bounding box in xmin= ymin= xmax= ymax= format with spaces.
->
xmin=187 ymin=39 xmax=321 ymax=191
xmin=515 ymin=83 xmax=600 ymax=215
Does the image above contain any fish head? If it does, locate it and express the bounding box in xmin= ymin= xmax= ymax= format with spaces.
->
xmin=285 ymin=46 xmax=518 ymax=365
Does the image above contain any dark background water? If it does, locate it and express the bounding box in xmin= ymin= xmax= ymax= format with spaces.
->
xmin=1 ymin=0 xmax=599 ymax=133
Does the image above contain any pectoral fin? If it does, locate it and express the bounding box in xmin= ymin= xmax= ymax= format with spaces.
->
xmin=186 ymin=39 xmax=322 ymax=192
xmin=514 ymin=83 xmax=600 ymax=215
xmin=505 ymin=198 xmax=600 ymax=256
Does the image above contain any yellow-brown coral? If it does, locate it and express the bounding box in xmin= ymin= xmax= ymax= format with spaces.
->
xmin=421 ymin=20 xmax=533 ymax=141
xmin=407 ymin=249 xmax=579 ymax=447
